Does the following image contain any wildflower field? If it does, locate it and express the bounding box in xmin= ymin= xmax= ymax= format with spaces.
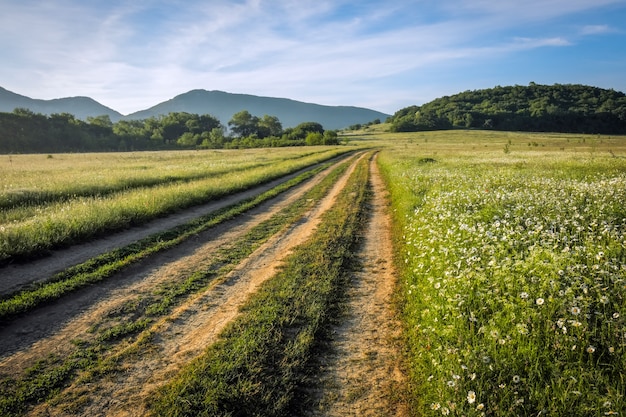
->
xmin=377 ymin=130 xmax=626 ymax=416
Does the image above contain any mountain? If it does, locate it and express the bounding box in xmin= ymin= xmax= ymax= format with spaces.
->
xmin=0 ymin=86 xmax=123 ymax=121
xmin=0 ymin=87 xmax=389 ymax=130
xmin=389 ymin=83 xmax=626 ymax=134
xmin=125 ymin=89 xmax=389 ymax=129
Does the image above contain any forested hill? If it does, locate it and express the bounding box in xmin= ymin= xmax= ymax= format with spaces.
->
xmin=389 ymin=83 xmax=626 ymax=134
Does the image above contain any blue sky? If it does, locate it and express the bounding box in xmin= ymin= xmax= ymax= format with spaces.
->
xmin=1 ymin=0 xmax=625 ymax=115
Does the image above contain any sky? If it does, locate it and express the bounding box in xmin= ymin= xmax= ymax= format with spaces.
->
xmin=1 ymin=0 xmax=625 ymax=115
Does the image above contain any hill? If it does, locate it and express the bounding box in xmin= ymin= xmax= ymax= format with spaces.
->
xmin=389 ymin=83 xmax=626 ymax=134
xmin=0 ymin=87 xmax=389 ymax=130
xmin=0 ymin=87 xmax=123 ymax=121
xmin=125 ymin=89 xmax=389 ymax=130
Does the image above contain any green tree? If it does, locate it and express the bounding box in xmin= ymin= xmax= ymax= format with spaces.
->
xmin=228 ymin=110 xmax=259 ymax=137
xmin=257 ymin=115 xmax=282 ymax=138
xmin=287 ymin=121 xmax=325 ymax=140
xmin=305 ymin=132 xmax=324 ymax=145
xmin=323 ymin=130 xmax=339 ymax=145
xmin=201 ymin=127 xmax=226 ymax=148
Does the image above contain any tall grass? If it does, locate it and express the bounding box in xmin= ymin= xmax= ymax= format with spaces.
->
xmin=0 ymin=149 xmax=332 ymax=210
xmin=378 ymin=131 xmax=626 ymax=416
xmin=0 ymin=148 xmax=351 ymax=264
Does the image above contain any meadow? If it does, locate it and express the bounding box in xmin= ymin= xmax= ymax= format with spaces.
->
xmin=2 ymin=129 xmax=626 ymax=416
xmin=377 ymin=130 xmax=626 ymax=415
xmin=0 ymin=147 xmax=350 ymax=264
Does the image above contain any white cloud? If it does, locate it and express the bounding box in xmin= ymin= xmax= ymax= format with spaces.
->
xmin=580 ymin=24 xmax=613 ymax=35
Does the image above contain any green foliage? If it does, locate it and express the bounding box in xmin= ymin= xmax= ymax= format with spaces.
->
xmin=389 ymin=83 xmax=626 ymax=134
xmin=0 ymin=108 xmax=335 ymax=153
xmin=305 ymin=131 xmax=324 ymax=145
xmin=228 ymin=110 xmax=260 ymax=137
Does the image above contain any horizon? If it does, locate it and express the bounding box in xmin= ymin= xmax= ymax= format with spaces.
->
xmin=1 ymin=1 xmax=625 ymax=115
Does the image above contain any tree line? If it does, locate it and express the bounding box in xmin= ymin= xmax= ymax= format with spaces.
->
xmin=0 ymin=109 xmax=339 ymax=154
xmin=389 ymin=83 xmax=626 ymax=134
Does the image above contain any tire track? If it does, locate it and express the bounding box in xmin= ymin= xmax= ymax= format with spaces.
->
xmin=304 ymin=153 xmax=409 ymax=416
xmin=22 ymin=153 xmax=367 ymax=417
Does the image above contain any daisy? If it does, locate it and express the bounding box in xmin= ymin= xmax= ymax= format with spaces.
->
xmin=467 ymin=391 xmax=476 ymax=404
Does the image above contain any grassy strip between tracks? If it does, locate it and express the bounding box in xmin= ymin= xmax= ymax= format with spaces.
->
xmin=0 ymin=155 xmax=357 ymax=417
xmin=148 ymin=152 xmax=372 ymax=417
xmin=0 ymin=155 xmax=352 ymax=322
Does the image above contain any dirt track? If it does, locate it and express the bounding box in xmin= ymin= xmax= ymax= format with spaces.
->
xmin=304 ymin=154 xmax=408 ymax=416
xmin=0 ymin=152 xmax=408 ymax=416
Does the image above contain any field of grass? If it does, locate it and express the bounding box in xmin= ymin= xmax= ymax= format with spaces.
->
xmin=377 ymin=129 xmax=626 ymax=416
xmin=0 ymin=158 xmax=345 ymax=322
xmin=0 ymin=147 xmax=352 ymax=264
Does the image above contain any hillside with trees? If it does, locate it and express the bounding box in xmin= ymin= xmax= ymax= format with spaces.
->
xmin=0 ymin=109 xmax=338 ymax=153
xmin=389 ymin=83 xmax=626 ymax=134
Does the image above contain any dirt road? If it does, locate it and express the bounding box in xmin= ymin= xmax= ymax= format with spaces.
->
xmin=0 ymin=152 xmax=408 ymax=416
xmin=303 ymin=154 xmax=409 ymax=417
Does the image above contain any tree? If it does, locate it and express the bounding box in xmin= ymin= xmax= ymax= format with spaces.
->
xmin=323 ymin=130 xmax=339 ymax=145
xmin=177 ymin=132 xmax=199 ymax=146
xmin=305 ymin=132 xmax=324 ymax=145
xmin=201 ymin=127 xmax=226 ymax=148
xmin=287 ymin=121 xmax=325 ymax=140
xmin=160 ymin=112 xmax=192 ymax=144
xmin=257 ymin=115 xmax=282 ymax=138
xmin=228 ymin=110 xmax=259 ymax=137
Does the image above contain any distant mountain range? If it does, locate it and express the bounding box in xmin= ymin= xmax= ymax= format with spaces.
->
xmin=0 ymin=87 xmax=389 ymax=130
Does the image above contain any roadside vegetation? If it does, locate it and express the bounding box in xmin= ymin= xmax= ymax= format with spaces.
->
xmin=0 ymin=153 xmax=359 ymax=416
xmin=377 ymin=130 xmax=626 ymax=416
xmin=0 ymin=155 xmax=350 ymax=321
xmin=0 ymin=147 xmax=350 ymax=265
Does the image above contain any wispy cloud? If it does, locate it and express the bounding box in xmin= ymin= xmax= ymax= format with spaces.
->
xmin=580 ymin=24 xmax=614 ymax=35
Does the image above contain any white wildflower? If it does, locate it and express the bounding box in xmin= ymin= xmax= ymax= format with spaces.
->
xmin=467 ymin=390 xmax=476 ymax=404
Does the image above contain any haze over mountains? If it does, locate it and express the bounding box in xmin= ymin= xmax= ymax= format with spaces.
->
xmin=0 ymin=87 xmax=389 ymax=130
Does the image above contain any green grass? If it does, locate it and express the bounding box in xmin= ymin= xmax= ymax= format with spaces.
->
xmin=0 ymin=149 xmax=333 ymax=210
xmin=0 ymin=155 xmax=357 ymax=417
xmin=147 ymin=153 xmax=372 ymax=417
xmin=0 ymin=154 xmax=358 ymax=321
xmin=0 ymin=147 xmax=353 ymax=264
xmin=376 ymin=130 xmax=626 ymax=416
